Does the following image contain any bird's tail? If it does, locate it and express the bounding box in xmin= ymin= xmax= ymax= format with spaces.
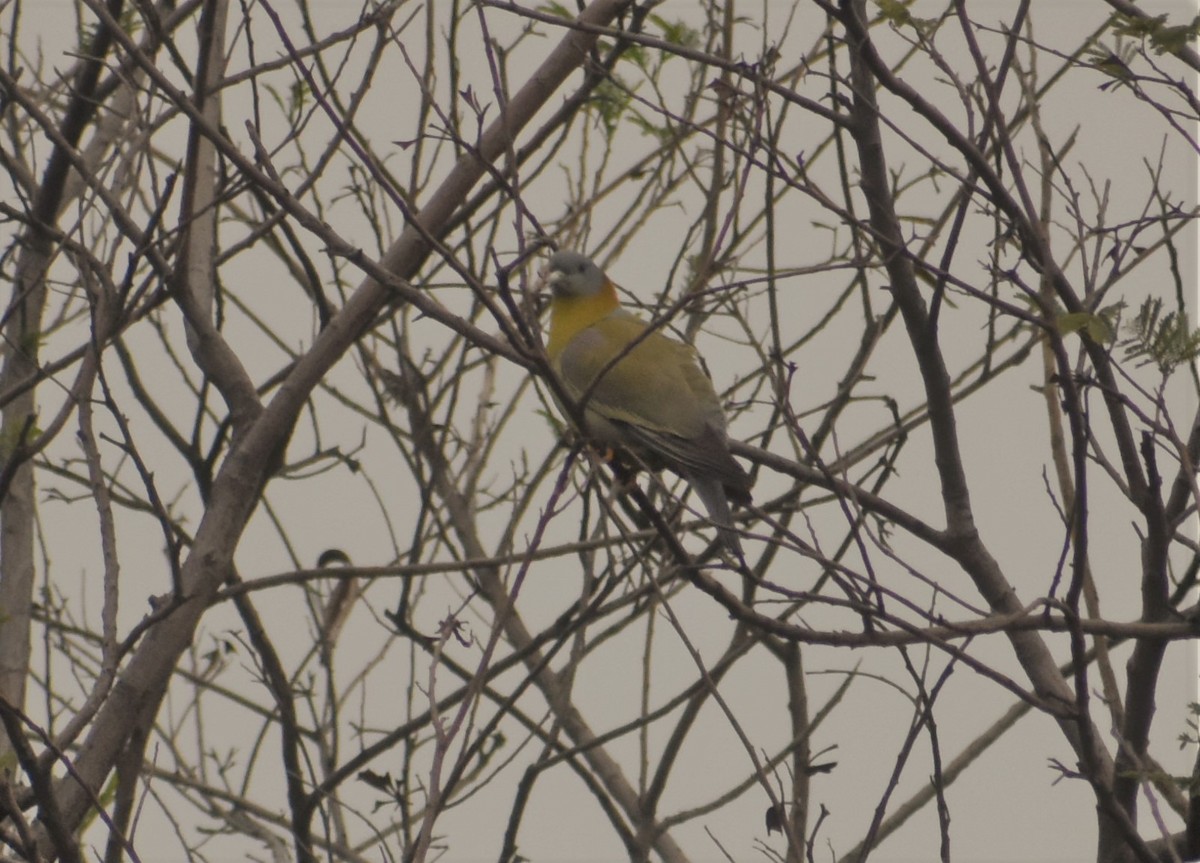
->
xmin=690 ymin=475 xmax=744 ymax=559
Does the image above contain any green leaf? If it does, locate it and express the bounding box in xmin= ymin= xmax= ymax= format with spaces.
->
xmin=1110 ymin=12 xmax=1170 ymax=41
xmin=1057 ymin=311 xmax=1115 ymax=344
xmin=538 ymin=2 xmax=572 ymax=20
xmin=650 ymin=14 xmax=700 ymax=50
xmin=1109 ymin=11 xmax=1200 ymax=55
xmin=586 ymin=78 xmax=634 ymax=138
xmin=0 ymin=420 xmax=43 ymax=459
xmin=1086 ymin=43 xmax=1137 ymax=85
xmin=78 ymin=773 xmax=119 ymax=836
xmin=875 ymin=0 xmax=912 ymax=27
xmin=1119 ymin=296 xmax=1200 ymax=375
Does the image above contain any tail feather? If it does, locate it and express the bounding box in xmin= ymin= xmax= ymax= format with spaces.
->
xmin=690 ymin=475 xmax=744 ymax=558
xmin=622 ymin=422 xmax=752 ymax=505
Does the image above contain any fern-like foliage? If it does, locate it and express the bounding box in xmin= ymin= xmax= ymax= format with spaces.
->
xmin=1119 ymin=297 xmax=1200 ymax=375
xmin=1109 ymin=11 xmax=1200 ymax=56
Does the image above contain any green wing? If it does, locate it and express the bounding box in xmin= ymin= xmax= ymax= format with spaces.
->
xmin=554 ymin=311 xmax=750 ymax=498
xmin=554 ymin=311 xmax=721 ymax=436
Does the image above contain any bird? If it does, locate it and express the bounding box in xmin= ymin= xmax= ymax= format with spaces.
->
xmin=544 ymin=249 xmax=752 ymax=555
xmin=765 ymin=802 xmax=785 ymax=835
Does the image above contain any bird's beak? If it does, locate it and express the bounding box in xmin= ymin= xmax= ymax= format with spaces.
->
xmin=546 ymin=266 xmax=567 ymax=297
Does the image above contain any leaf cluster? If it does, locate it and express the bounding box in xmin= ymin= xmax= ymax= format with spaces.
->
xmin=1119 ymin=296 xmax=1200 ymax=376
xmin=1109 ymin=11 xmax=1200 ymax=56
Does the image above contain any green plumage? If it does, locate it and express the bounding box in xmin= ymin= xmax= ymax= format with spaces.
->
xmin=547 ymin=251 xmax=752 ymax=555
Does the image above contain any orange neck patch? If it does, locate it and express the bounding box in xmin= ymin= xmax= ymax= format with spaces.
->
xmin=547 ymin=278 xmax=619 ymax=360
